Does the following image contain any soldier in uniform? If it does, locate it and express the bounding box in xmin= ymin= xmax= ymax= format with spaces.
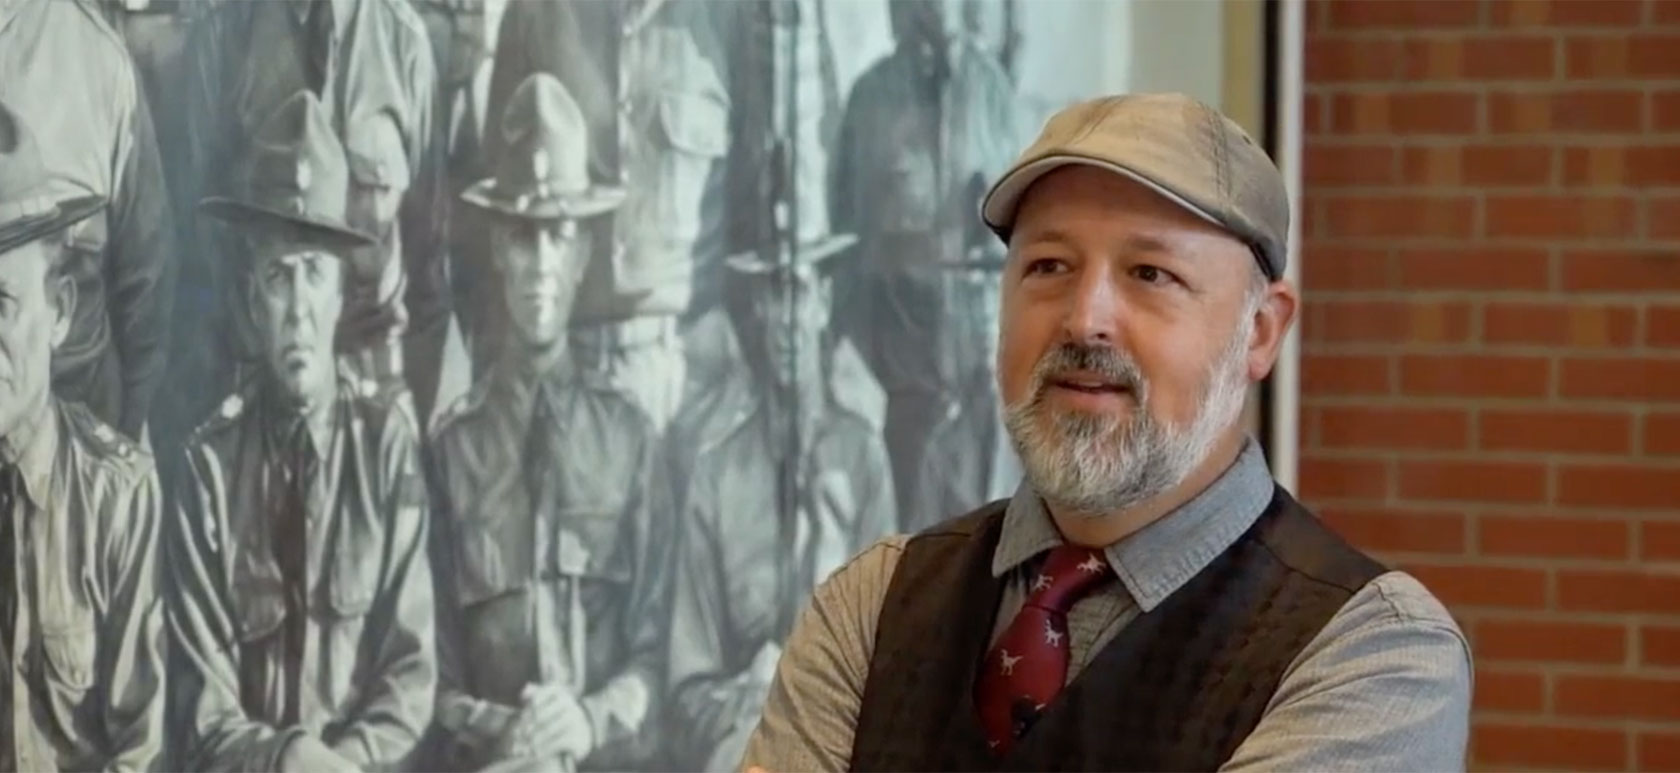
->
xmin=666 ymin=214 xmax=895 ymax=773
xmin=181 ymin=0 xmax=447 ymax=429
xmin=168 ymin=91 xmax=436 ymax=773
xmin=828 ymin=0 xmax=1022 ymax=520
xmin=0 ymin=0 xmax=176 ymax=442
xmin=428 ymin=72 xmax=676 ymax=773
xmin=484 ymin=0 xmax=732 ymax=435
xmin=0 ymin=101 xmax=168 ymax=773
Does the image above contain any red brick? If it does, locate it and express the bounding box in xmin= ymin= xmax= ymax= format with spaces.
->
xmin=1407 ymin=563 xmax=1549 ymax=609
xmin=1656 ymin=89 xmax=1680 ymax=131
xmin=1566 ymin=34 xmax=1680 ymax=78
xmin=1299 ymin=454 xmax=1390 ymax=500
xmin=1314 ymin=300 xmax=1472 ymax=345
xmin=1563 ymin=145 xmax=1680 ymax=187
xmin=1479 ymin=514 xmax=1630 ymax=559
xmin=1646 ymin=413 xmax=1680 ymax=455
xmin=1319 ymin=405 xmax=1470 ymax=451
xmin=1654 ymin=196 xmax=1680 ymax=240
xmin=1491 ymin=0 xmax=1645 ymax=26
xmin=1561 ymin=249 xmax=1680 ymax=293
xmin=1399 ymin=460 xmax=1548 ymax=504
xmin=1556 ymin=675 xmax=1680 ymax=720
xmin=1482 ymin=302 xmax=1638 ymax=349
xmin=1559 ymin=464 xmax=1680 ymax=509
xmin=1485 ymin=195 xmax=1639 ymax=239
xmin=1650 ymin=307 xmax=1680 ymax=349
xmin=1489 ymin=90 xmax=1645 ymax=133
xmin=1307 ymin=36 xmax=1402 ymax=82
xmin=1402 ymin=35 xmax=1557 ymax=81
xmin=1302 ymin=243 xmax=1391 ymax=290
xmin=1473 ymin=722 xmax=1626 ymax=770
xmin=1646 ymin=521 xmax=1680 ymax=560
xmin=1303 ymin=92 xmax=1326 ymax=135
xmin=1395 ymin=247 xmax=1551 ymax=292
xmin=1639 ymin=732 xmax=1680 ymax=773
xmin=1558 ymin=569 xmax=1680 ymax=614
xmin=1321 ymin=194 xmax=1477 ymax=239
xmin=1478 ymin=618 xmax=1627 ymax=663
xmin=1304 ymin=143 xmax=1397 ymax=186
xmin=1301 ymin=353 xmax=1392 ymax=396
xmin=1559 ymin=357 xmax=1680 ymax=402
xmin=1657 ymin=0 xmax=1680 ymax=24
xmin=1479 ymin=408 xmax=1633 ymax=454
xmin=1401 ymin=144 xmax=1554 ymax=187
xmin=1642 ymin=625 xmax=1680 ymax=667
xmin=1330 ymin=0 xmax=1481 ymax=29
xmin=1328 ymin=91 xmax=1480 ymax=136
xmin=1400 ymin=354 xmax=1550 ymax=399
xmin=1319 ymin=506 xmax=1467 ymax=553
xmin=1472 ymin=668 xmax=1546 ymax=713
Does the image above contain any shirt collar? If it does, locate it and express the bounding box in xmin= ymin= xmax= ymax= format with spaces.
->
xmin=991 ymin=437 xmax=1275 ymax=612
xmin=0 ymin=397 xmax=60 ymax=509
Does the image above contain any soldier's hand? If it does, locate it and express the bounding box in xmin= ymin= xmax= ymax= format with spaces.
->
xmin=491 ymin=693 xmax=558 ymax=762
xmin=523 ymin=682 xmax=595 ymax=762
xmin=280 ymin=734 xmax=362 ymax=773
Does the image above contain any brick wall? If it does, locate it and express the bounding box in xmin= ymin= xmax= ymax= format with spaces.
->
xmin=1299 ymin=1 xmax=1680 ymax=769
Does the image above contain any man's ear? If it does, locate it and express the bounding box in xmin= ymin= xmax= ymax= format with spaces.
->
xmin=1246 ymin=280 xmax=1299 ymax=382
xmin=47 ymin=264 xmax=76 ymax=350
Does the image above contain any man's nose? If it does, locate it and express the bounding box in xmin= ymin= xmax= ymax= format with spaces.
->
xmin=1062 ymin=264 xmax=1121 ymax=346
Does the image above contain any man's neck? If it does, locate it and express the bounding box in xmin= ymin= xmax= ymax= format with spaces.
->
xmin=269 ymin=380 xmax=336 ymax=459
xmin=0 ymin=390 xmax=50 ymax=468
xmin=1048 ymin=431 xmax=1248 ymax=549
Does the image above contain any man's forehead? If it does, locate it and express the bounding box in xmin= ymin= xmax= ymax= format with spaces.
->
xmin=254 ymin=240 xmax=339 ymax=267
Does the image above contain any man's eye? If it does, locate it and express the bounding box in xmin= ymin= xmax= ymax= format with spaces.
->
xmin=1131 ymin=265 xmax=1173 ymax=284
xmin=1024 ymin=258 xmax=1067 ymax=276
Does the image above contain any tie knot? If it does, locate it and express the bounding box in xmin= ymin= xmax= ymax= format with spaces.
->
xmin=1025 ymin=544 xmax=1113 ymax=612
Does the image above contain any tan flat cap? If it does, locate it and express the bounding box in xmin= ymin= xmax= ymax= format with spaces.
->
xmin=981 ymin=93 xmax=1290 ymax=280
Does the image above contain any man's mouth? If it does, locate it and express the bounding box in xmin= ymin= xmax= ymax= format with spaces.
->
xmin=1048 ymin=371 xmax=1131 ymax=395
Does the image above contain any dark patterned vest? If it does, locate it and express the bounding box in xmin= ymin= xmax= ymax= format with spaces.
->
xmin=848 ymin=485 xmax=1386 ymax=771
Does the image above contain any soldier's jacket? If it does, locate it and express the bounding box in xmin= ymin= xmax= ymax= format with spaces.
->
xmin=487 ymin=0 xmax=732 ymax=325
xmin=828 ymin=40 xmax=1020 ymax=399
xmin=168 ymin=378 xmax=436 ymax=771
xmin=0 ymin=0 xmax=176 ymax=440
xmin=904 ymin=379 xmax=1021 ymax=534
xmin=0 ymin=399 xmax=166 ymax=772
xmin=666 ymin=390 xmax=895 ymax=770
xmin=182 ymin=0 xmax=448 ymax=418
xmin=427 ymin=355 xmax=676 ymax=771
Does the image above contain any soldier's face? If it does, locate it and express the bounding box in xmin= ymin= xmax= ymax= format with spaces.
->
xmin=0 ymin=240 xmax=73 ymax=440
xmin=743 ymin=266 xmax=830 ymax=390
xmin=493 ymin=216 xmax=586 ymax=349
xmin=248 ymin=241 xmax=345 ymax=406
xmin=996 ymin=167 xmax=1292 ymax=515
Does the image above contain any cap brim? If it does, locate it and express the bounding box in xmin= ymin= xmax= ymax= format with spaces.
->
xmin=199 ymin=197 xmax=377 ymax=250
xmin=460 ymin=178 xmax=627 ymax=220
xmin=980 ymin=155 xmax=1223 ymax=238
xmin=0 ymin=195 xmax=106 ymax=255
xmin=725 ymin=232 xmax=858 ymax=274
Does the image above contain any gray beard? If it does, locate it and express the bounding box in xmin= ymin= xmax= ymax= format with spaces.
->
xmin=1003 ymin=324 xmax=1252 ymax=518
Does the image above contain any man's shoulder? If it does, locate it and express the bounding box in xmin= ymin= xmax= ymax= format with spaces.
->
xmin=185 ymin=389 xmax=257 ymax=458
xmin=57 ymin=399 xmax=155 ymax=490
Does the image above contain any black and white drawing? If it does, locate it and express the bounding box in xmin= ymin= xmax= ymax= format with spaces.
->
xmin=0 ymin=0 xmax=1215 ymax=770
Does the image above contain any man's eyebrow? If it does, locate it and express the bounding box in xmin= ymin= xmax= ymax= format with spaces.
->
xmin=1014 ymin=227 xmax=1176 ymax=257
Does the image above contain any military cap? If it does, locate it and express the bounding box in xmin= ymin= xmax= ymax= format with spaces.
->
xmin=462 ymin=72 xmax=626 ymax=220
xmin=0 ymin=101 xmax=107 ymax=256
xmin=982 ymin=92 xmax=1290 ymax=281
xmin=199 ymin=89 xmax=378 ymax=250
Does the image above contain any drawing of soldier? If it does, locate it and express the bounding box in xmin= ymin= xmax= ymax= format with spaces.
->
xmin=0 ymin=100 xmax=168 ymax=773
xmin=428 ymin=72 xmax=676 ymax=773
xmin=181 ymin=0 xmax=447 ymax=429
xmin=0 ymin=0 xmax=177 ymax=443
xmin=666 ymin=216 xmax=895 ymax=773
xmin=828 ymin=0 xmax=1022 ymax=520
xmin=168 ymin=90 xmax=436 ymax=773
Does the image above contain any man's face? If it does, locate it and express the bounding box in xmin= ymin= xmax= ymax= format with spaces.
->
xmin=249 ymin=238 xmax=344 ymax=406
xmin=996 ymin=166 xmax=1288 ymax=514
xmin=492 ymin=216 xmax=586 ymax=349
xmin=739 ymin=265 xmax=830 ymax=392
xmin=0 ymin=240 xmax=72 ymax=441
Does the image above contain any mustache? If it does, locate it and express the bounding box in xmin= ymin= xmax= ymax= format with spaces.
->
xmin=1030 ymin=343 xmax=1145 ymax=398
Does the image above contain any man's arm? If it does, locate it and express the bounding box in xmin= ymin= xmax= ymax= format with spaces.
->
xmin=325 ymin=419 xmax=438 ymax=768
xmin=97 ymin=462 xmax=168 ymax=771
xmin=666 ymin=481 xmax=754 ymax=767
xmin=1219 ymin=571 xmax=1473 ymax=772
xmin=738 ymin=537 xmax=907 ymax=773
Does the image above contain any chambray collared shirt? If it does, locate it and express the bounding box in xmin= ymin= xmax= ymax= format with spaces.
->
xmin=742 ymin=439 xmax=1474 ymax=772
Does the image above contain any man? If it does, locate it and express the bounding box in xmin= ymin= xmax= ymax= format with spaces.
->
xmin=428 ymin=72 xmax=675 ymax=773
xmin=828 ymin=0 xmax=1022 ymax=518
xmin=0 ymin=0 xmax=176 ymax=441
xmin=743 ymin=93 xmax=1472 ymax=771
xmin=169 ymin=90 xmax=436 ymax=772
xmin=485 ymin=0 xmax=731 ymax=433
xmin=667 ymin=217 xmax=895 ymax=773
xmin=181 ymin=0 xmax=447 ymax=430
xmin=0 ymin=101 xmax=167 ymax=773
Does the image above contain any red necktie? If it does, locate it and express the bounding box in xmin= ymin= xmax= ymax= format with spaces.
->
xmin=975 ymin=544 xmax=1115 ymax=754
